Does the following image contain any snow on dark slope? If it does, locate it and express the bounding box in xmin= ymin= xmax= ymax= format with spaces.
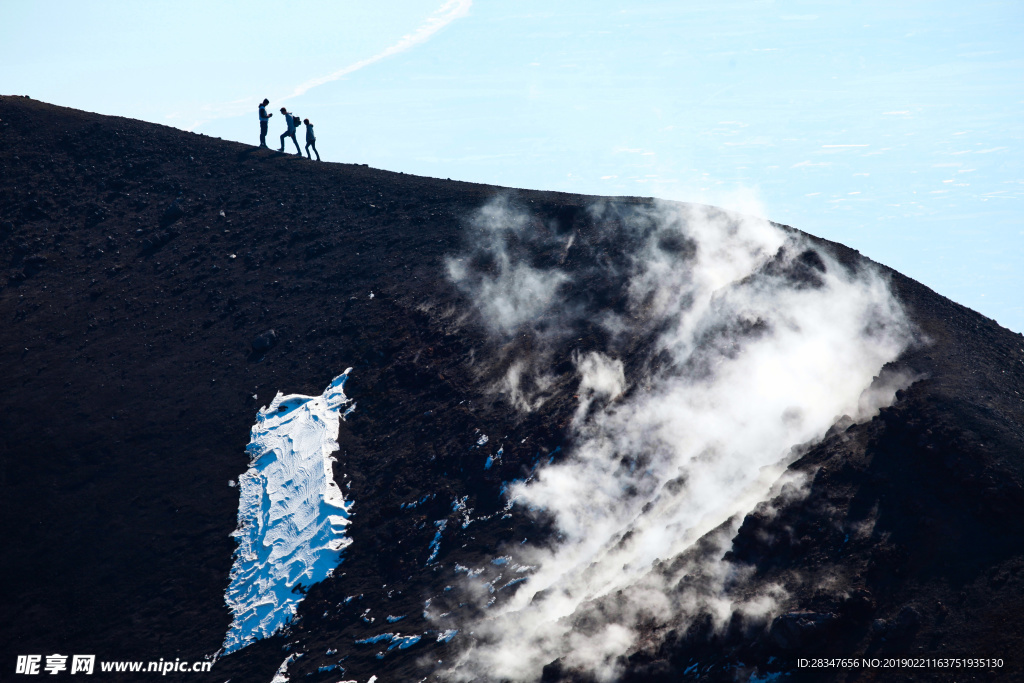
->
xmin=223 ymin=371 xmax=355 ymax=654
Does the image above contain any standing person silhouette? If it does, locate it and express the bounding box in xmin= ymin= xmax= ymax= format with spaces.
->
xmin=258 ymin=98 xmax=272 ymax=148
xmin=303 ymin=119 xmax=320 ymax=161
xmin=278 ymin=107 xmax=301 ymax=155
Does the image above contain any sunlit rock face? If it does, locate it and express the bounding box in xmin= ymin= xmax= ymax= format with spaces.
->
xmin=222 ymin=371 xmax=356 ymax=654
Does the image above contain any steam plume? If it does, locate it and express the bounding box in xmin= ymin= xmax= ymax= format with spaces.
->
xmin=443 ymin=198 xmax=914 ymax=680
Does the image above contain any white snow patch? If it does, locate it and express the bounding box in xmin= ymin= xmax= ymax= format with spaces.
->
xmin=222 ymin=371 xmax=356 ymax=654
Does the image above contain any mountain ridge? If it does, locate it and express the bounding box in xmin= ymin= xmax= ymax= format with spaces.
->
xmin=1 ymin=96 xmax=1022 ymax=682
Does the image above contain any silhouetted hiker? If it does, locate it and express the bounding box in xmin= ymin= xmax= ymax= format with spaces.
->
xmin=303 ymin=119 xmax=320 ymax=161
xmin=258 ymin=98 xmax=272 ymax=148
xmin=278 ymin=108 xmax=301 ymax=155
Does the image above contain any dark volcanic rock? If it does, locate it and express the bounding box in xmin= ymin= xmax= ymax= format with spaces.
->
xmin=1 ymin=96 xmax=1023 ymax=683
xmin=889 ymin=605 xmax=922 ymax=639
xmin=769 ymin=611 xmax=837 ymax=650
xmin=251 ymin=328 xmax=278 ymax=353
xmin=161 ymin=199 xmax=185 ymax=226
xmin=839 ymin=588 xmax=876 ymax=621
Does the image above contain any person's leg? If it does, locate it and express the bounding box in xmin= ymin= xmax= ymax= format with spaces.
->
xmin=305 ymin=141 xmax=312 ymax=159
xmin=291 ymin=133 xmax=301 ymax=154
xmin=279 ymin=131 xmax=287 ymax=151
xmin=260 ymin=121 xmax=268 ymax=147
xmin=312 ymin=141 xmax=320 ymax=161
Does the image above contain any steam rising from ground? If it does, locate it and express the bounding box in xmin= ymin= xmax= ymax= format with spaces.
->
xmin=444 ymin=198 xmax=914 ymax=680
xmin=446 ymin=198 xmax=570 ymax=336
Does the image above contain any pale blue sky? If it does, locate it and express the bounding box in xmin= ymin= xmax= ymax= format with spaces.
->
xmin=3 ymin=1 xmax=1021 ymax=331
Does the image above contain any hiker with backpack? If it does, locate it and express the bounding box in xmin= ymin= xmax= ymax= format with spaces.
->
xmin=258 ymin=98 xmax=272 ymax=148
xmin=303 ymin=119 xmax=320 ymax=161
xmin=278 ymin=107 xmax=301 ymax=155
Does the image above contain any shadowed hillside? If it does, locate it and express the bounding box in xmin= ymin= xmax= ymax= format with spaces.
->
xmin=1 ymin=96 xmax=1022 ymax=682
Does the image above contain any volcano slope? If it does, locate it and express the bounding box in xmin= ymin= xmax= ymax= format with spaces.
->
xmin=1 ymin=96 xmax=1022 ymax=683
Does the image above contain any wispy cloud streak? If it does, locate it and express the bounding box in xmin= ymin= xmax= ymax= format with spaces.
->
xmin=285 ymin=0 xmax=472 ymax=99
xmin=177 ymin=0 xmax=471 ymax=131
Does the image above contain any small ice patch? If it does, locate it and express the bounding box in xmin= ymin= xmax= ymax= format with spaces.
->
xmin=437 ymin=629 xmax=458 ymax=643
xmin=485 ymin=446 xmax=503 ymax=470
xmin=500 ymin=577 xmax=528 ymax=591
xmin=355 ymin=633 xmax=422 ymax=652
xmin=400 ymin=494 xmax=433 ymax=509
xmin=221 ymin=371 xmax=355 ymax=654
xmin=476 ymin=434 xmax=489 ymax=446
xmin=452 ymin=496 xmax=474 ymax=528
xmin=749 ymin=672 xmax=788 ymax=682
xmin=427 ymin=520 xmax=447 ymax=564
xmin=270 ymin=655 xmax=295 ymax=683
xmin=392 ymin=634 xmax=421 ymax=650
xmin=386 ymin=615 xmax=406 ymax=623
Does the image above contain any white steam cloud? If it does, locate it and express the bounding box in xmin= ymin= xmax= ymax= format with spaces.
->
xmin=443 ymin=198 xmax=915 ymax=680
xmin=446 ymin=197 xmax=570 ymax=336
